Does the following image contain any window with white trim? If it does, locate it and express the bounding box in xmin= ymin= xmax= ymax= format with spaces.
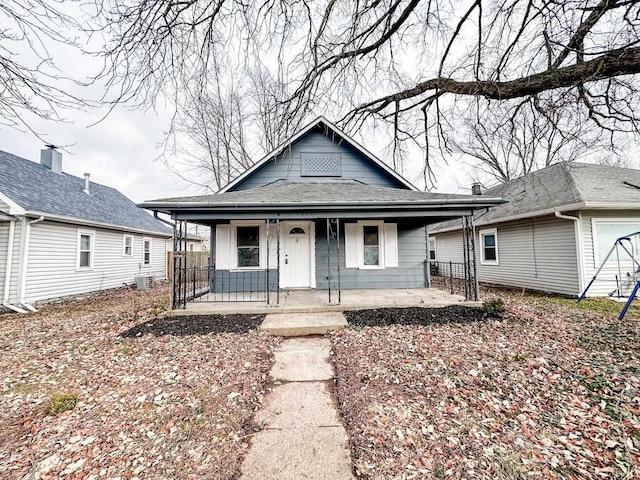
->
xmin=479 ymin=228 xmax=498 ymax=265
xmin=428 ymin=237 xmax=437 ymax=261
xmin=123 ymin=235 xmax=133 ymax=256
xmin=77 ymin=230 xmax=94 ymax=269
xmin=215 ymin=221 xmax=267 ymax=270
xmin=592 ymin=219 xmax=640 ymax=265
xmin=345 ymin=220 xmax=398 ymax=269
xmin=143 ymin=238 xmax=151 ymax=266
xmin=237 ymin=225 xmax=260 ymax=267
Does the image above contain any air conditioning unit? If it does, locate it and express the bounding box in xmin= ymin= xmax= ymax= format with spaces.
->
xmin=135 ymin=275 xmax=154 ymax=290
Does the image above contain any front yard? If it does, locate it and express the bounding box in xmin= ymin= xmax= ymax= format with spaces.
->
xmin=332 ymin=295 xmax=640 ymax=479
xmin=2 ymin=285 xmax=639 ymax=479
xmin=0 ymin=284 xmax=280 ymax=479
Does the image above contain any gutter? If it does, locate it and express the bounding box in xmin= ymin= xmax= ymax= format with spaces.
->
xmin=139 ymin=197 xmax=505 ymax=210
xmin=17 ymin=215 xmax=45 ymax=312
xmin=555 ymin=211 xmax=586 ymax=294
xmin=23 ymin=210 xmax=172 ymax=238
xmin=2 ymin=219 xmax=26 ymax=313
xmin=431 ymin=202 xmax=587 ymax=234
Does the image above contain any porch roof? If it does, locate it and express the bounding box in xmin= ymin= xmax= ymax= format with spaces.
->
xmin=141 ymin=182 xmax=502 ymax=221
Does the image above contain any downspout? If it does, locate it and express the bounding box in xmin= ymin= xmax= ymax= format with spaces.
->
xmin=18 ymin=215 xmax=45 ymax=312
xmin=2 ymin=220 xmax=26 ymax=313
xmin=555 ymin=211 xmax=585 ymax=296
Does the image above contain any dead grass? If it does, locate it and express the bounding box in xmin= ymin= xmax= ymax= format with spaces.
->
xmin=0 ymin=283 xmax=280 ymax=480
xmin=332 ymin=294 xmax=640 ymax=479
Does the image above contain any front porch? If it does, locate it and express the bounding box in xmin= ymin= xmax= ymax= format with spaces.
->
xmin=169 ymin=286 xmax=479 ymax=316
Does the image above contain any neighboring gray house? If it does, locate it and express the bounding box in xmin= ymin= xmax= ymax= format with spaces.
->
xmin=141 ymin=117 xmax=502 ymax=308
xmin=0 ymin=148 xmax=172 ymax=312
xmin=430 ymin=162 xmax=640 ymax=298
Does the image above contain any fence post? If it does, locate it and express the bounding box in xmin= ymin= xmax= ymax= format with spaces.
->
xmin=449 ymin=261 xmax=454 ymax=294
xmin=192 ymin=267 xmax=196 ymax=301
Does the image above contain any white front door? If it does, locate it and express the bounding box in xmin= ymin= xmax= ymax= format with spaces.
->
xmin=281 ymin=221 xmax=313 ymax=288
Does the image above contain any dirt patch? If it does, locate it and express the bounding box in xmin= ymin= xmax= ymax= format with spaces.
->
xmin=344 ymin=305 xmax=491 ymax=327
xmin=120 ymin=313 xmax=266 ymax=337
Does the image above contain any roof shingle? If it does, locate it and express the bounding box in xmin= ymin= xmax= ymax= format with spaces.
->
xmin=0 ymin=150 xmax=171 ymax=236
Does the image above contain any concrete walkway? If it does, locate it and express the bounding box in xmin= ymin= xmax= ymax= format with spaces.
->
xmin=240 ymin=337 xmax=355 ymax=480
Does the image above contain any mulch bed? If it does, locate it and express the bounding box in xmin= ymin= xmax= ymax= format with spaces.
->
xmin=120 ymin=314 xmax=266 ymax=337
xmin=332 ymin=296 xmax=640 ymax=479
xmin=344 ymin=305 xmax=491 ymax=327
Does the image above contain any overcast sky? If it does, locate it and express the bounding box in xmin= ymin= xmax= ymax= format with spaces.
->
xmin=0 ymin=3 xmax=465 ymax=204
xmin=1 ymin=102 xmax=465 ymax=204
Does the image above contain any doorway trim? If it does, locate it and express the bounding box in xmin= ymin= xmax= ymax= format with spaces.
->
xmin=280 ymin=221 xmax=316 ymax=288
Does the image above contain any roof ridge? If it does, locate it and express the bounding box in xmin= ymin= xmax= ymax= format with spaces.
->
xmin=560 ymin=162 xmax=582 ymax=204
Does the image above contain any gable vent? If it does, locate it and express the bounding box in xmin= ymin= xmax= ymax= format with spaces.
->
xmin=301 ymin=153 xmax=341 ymax=177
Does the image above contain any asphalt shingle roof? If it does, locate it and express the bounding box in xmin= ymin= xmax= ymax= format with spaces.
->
xmin=145 ymin=180 xmax=501 ymax=206
xmin=0 ymin=150 xmax=171 ymax=236
xmin=432 ymin=162 xmax=640 ymax=231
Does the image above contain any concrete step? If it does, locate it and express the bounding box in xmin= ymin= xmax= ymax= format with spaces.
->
xmin=260 ymin=312 xmax=348 ymax=337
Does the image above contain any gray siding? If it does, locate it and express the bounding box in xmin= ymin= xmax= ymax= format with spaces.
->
xmin=315 ymin=220 xmax=427 ymax=289
xmin=433 ymin=215 xmax=580 ymax=296
xmin=580 ymin=209 xmax=640 ymax=297
xmin=22 ymin=221 xmax=167 ymax=304
xmin=234 ymin=132 xmax=404 ymax=190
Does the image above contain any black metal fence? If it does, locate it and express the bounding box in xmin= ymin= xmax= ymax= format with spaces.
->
xmin=427 ymin=260 xmax=477 ymax=300
xmin=173 ymin=264 xmax=279 ymax=308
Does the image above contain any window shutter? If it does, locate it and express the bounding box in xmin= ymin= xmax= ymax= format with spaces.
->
xmin=384 ymin=223 xmax=398 ymax=267
xmin=215 ymin=224 xmax=231 ymax=270
xmin=345 ymin=223 xmax=358 ymax=268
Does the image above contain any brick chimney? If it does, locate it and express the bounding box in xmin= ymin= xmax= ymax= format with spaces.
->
xmin=41 ymin=145 xmax=62 ymax=174
xmin=471 ymin=183 xmax=482 ymax=195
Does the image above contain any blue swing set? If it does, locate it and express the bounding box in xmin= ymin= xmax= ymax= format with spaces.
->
xmin=578 ymin=231 xmax=640 ymax=320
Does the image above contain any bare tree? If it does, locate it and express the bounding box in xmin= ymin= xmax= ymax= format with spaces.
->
xmin=0 ymin=0 xmax=87 ymax=136
xmin=90 ymin=0 xmax=640 ymax=185
xmin=450 ymin=96 xmax=627 ymax=185
xmin=163 ymin=62 xmax=308 ymax=191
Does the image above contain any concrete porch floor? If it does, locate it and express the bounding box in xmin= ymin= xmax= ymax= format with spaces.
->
xmin=170 ymin=287 xmax=480 ymax=316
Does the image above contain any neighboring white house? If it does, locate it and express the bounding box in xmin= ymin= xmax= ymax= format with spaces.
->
xmin=0 ymin=147 xmax=172 ymax=312
xmin=430 ymin=162 xmax=640 ymax=298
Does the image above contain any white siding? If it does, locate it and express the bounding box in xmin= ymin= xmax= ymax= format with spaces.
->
xmin=433 ymin=215 xmax=580 ymax=296
xmin=7 ymin=220 xmax=23 ymax=303
xmin=23 ymin=221 xmax=168 ymax=304
xmin=580 ymin=210 xmax=640 ymax=297
xmin=0 ymin=199 xmax=9 ymax=214
xmin=0 ymin=221 xmax=8 ymax=299
xmin=432 ymin=231 xmax=465 ymax=263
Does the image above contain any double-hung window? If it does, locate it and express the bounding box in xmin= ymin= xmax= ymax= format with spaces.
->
xmin=363 ymin=225 xmax=380 ymax=266
xmin=215 ymin=222 xmax=267 ymax=270
xmin=236 ymin=226 xmax=260 ymax=267
xmin=143 ymin=238 xmax=151 ymax=266
xmin=345 ymin=220 xmax=398 ymax=269
xmin=479 ymin=228 xmax=499 ymax=265
xmin=123 ymin=235 xmax=133 ymax=256
xmin=77 ymin=230 xmax=94 ymax=269
xmin=428 ymin=237 xmax=437 ymax=261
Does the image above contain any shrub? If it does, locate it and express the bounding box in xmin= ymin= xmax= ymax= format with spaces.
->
xmin=49 ymin=393 xmax=78 ymax=415
xmin=483 ymin=298 xmax=505 ymax=316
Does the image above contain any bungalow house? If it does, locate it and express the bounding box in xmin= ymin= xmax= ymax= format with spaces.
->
xmin=430 ymin=162 xmax=640 ymax=298
xmin=140 ymin=117 xmax=502 ymax=308
xmin=0 ymin=148 xmax=172 ymax=313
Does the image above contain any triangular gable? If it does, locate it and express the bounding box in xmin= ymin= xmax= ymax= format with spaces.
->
xmin=219 ymin=116 xmax=417 ymax=192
